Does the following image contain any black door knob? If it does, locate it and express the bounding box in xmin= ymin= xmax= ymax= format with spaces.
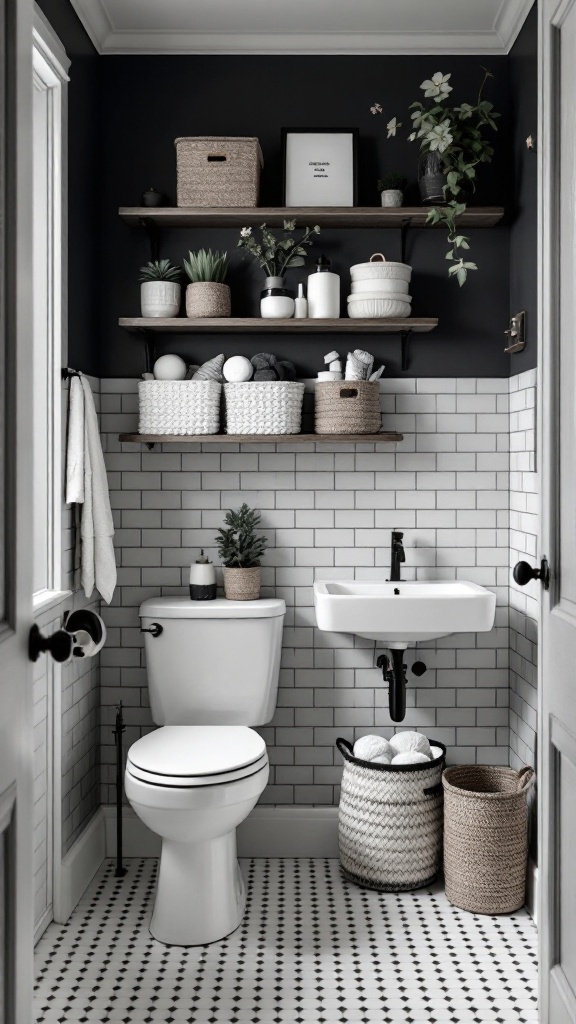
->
xmin=513 ymin=558 xmax=550 ymax=590
xmin=28 ymin=624 xmax=72 ymax=663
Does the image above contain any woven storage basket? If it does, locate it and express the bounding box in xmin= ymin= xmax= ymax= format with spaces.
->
xmin=337 ymin=737 xmax=446 ymax=892
xmin=224 ymin=382 xmax=305 ymax=435
xmin=223 ymin=566 xmax=261 ymax=601
xmin=443 ymin=764 xmax=535 ymax=914
xmin=315 ymin=381 xmax=382 ymax=434
xmin=138 ymin=380 xmax=221 ymax=435
xmin=175 ymin=136 xmax=263 ymax=207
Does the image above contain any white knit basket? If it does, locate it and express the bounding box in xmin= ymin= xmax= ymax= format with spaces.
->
xmin=224 ymin=382 xmax=305 ymax=435
xmin=138 ymin=380 xmax=221 ymax=435
xmin=337 ymin=737 xmax=446 ymax=892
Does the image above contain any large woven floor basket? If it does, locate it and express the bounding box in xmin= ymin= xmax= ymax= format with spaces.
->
xmin=315 ymin=381 xmax=382 ymax=434
xmin=224 ymin=382 xmax=305 ymax=435
xmin=337 ymin=737 xmax=446 ymax=892
xmin=138 ymin=380 xmax=221 ymax=435
xmin=443 ymin=764 xmax=534 ymax=915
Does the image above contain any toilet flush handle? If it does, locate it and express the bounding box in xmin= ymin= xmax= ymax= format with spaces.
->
xmin=141 ymin=622 xmax=163 ymax=637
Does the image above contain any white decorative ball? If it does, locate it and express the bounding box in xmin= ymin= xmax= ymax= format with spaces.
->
xmin=223 ymin=355 xmax=254 ymax=382
xmin=391 ymin=751 xmax=431 ymax=765
xmin=353 ymin=735 xmax=393 ymax=762
xmin=371 ymin=753 xmax=392 ymax=765
xmin=390 ymin=730 xmax=431 ymax=758
xmin=430 ymin=746 xmax=443 ymax=761
xmin=153 ymin=354 xmax=187 ymax=380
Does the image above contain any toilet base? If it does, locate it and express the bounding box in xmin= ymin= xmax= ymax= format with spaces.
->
xmin=150 ymin=830 xmax=246 ymax=946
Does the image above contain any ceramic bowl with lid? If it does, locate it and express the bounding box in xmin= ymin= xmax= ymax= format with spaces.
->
xmin=350 ymin=253 xmax=412 ymax=284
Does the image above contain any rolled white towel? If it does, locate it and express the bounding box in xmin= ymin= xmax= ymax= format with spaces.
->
xmin=391 ymin=751 xmax=431 ymax=766
xmin=390 ymin=730 xmax=432 ymax=759
xmin=371 ymin=753 xmax=392 ymax=765
xmin=430 ymin=745 xmax=444 ymax=761
xmin=353 ymin=735 xmax=393 ymax=762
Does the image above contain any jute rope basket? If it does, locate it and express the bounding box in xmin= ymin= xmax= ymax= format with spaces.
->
xmin=337 ymin=737 xmax=446 ymax=892
xmin=175 ymin=136 xmax=263 ymax=207
xmin=315 ymin=381 xmax=382 ymax=434
xmin=222 ymin=566 xmax=261 ymax=601
xmin=138 ymin=380 xmax=221 ymax=435
xmin=443 ymin=764 xmax=535 ymax=914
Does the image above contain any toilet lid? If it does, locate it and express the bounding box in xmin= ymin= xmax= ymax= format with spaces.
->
xmin=127 ymin=726 xmax=267 ymax=786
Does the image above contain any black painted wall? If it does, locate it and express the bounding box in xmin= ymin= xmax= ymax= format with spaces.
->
xmin=509 ymin=2 xmax=538 ymax=372
xmin=37 ymin=0 xmax=538 ymax=379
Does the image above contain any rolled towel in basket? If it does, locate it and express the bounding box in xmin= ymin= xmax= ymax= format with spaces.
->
xmin=390 ymin=730 xmax=432 ymax=759
xmin=391 ymin=751 xmax=431 ymax=765
xmin=353 ymin=734 xmax=393 ymax=762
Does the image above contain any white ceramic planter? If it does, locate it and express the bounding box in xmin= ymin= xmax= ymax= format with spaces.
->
xmin=140 ymin=281 xmax=181 ymax=318
xmin=260 ymin=276 xmax=295 ymax=319
xmin=380 ymin=189 xmax=404 ymax=208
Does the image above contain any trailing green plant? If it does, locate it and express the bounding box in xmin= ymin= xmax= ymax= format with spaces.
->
xmin=237 ymin=220 xmax=320 ymax=277
xmin=371 ymin=68 xmax=500 ymax=285
xmin=215 ymin=504 xmax=268 ymax=568
xmin=377 ymin=173 xmax=408 ymax=193
xmin=139 ymin=259 xmax=181 ymax=283
xmin=183 ymin=248 xmax=229 ymax=283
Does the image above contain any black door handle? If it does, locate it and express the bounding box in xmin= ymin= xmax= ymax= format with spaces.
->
xmin=513 ymin=558 xmax=550 ymax=590
xmin=29 ymin=624 xmax=72 ymax=663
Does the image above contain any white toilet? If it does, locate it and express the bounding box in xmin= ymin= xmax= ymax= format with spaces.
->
xmin=124 ymin=595 xmax=285 ymax=946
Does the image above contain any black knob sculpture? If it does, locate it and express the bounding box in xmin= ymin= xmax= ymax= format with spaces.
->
xmin=513 ymin=558 xmax=550 ymax=590
xmin=28 ymin=624 xmax=72 ymax=663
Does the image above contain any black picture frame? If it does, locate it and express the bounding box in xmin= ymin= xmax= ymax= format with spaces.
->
xmin=281 ymin=128 xmax=359 ymax=207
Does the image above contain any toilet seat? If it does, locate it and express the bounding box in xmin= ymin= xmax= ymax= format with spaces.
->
xmin=126 ymin=725 xmax=267 ymax=788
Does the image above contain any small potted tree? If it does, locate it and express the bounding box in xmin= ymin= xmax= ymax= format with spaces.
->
xmin=139 ymin=259 xmax=181 ymax=317
xmin=377 ymin=173 xmax=408 ymax=207
xmin=216 ymin=504 xmax=268 ymax=601
xmin=183 ymin=248 xmax=230 ymax=318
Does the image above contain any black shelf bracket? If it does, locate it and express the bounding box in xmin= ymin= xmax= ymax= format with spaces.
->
xmin=140 ymin=217 xmax=161 ymax=263
xmin=400 ymin=328 xmax=414 ymax=371
xmin=400 ymin=216 xmax=413 ymax=264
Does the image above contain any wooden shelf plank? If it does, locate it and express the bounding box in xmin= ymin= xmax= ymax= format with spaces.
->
xmin=119 ymin=317 xmax=438 ymax=334
xmin=119 ymin=432 xmax=403 ymax=445
xmin=119 ymin=206 xmax=504 ymax=229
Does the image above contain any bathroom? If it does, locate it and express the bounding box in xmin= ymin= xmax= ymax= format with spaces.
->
xmin=3 ymin=0 xmax=576 ymax=1020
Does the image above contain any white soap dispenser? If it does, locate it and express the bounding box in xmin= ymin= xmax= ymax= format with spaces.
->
xmin=307 ymin=255 xmax=340 ymax=319
xmin=189 ymin=550 xmax=217 ymax=601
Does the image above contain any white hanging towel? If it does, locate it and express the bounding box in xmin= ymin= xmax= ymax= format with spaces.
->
xmin=66 ymin=375 xmax=117 ymax=603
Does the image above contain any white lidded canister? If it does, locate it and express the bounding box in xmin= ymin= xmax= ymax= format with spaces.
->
xmin=307 ymin=255 xmax=340 ymax=318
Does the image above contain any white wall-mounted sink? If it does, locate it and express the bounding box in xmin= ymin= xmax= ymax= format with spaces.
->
xmin=314 ymin=580 xmax=496 ymax=646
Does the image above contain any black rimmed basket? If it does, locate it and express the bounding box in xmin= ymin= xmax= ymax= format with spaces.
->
xmin=336 ymin=737 xmax=446 ymax=892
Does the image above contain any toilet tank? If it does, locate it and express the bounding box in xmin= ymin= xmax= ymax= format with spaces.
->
xmin=139 ymin=597 xmax=285 ymax=726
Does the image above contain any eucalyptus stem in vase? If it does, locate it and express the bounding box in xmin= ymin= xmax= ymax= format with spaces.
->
xmin=238 ymin=220 xmax=321 ymax=318
xmin=371 ymin=68 xmax=500 ymax=284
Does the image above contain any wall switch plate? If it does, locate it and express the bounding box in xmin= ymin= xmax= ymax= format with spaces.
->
xmin=504 ymin=310 xmax=526 ymax=354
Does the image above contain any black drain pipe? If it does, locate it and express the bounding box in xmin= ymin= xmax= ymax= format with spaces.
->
xmin=377 ymin=651 xmax=407 ymax=722
xmin=112 ymin=702 xmax=127 ymax=878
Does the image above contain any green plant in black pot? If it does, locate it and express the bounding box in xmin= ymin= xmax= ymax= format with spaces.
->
xmin=371 ymin=67 xmax=500 ymax=284
xmin=216 ymin=504 xmax=268 ymax=601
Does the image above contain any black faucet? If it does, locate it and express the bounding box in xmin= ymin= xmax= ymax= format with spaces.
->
xmin=390 ymin=530 xmax=405 ymax=582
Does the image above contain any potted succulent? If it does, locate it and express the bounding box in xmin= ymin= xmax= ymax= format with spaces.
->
xmin=371 ymin=68 xmax=500 ymax=284
xmin=237 ymin=220 xmax=320 ymax=318
xmin=139 ymin=259 xmax=181 ymax=317
xmin=377 ymin=173 xmax=408 ymax=208
xmin=183 ymin=248 xmax=230 ymax=318
xmin=215 ymin=504 xmax=268 ymax=601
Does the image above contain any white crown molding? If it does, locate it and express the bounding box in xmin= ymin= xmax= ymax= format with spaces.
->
xmin=66 ymin=0 xmax=534 ymax=56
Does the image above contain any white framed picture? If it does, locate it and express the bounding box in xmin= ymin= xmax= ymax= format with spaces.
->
xmin=282 ymin=128 xmax=358 ymax=207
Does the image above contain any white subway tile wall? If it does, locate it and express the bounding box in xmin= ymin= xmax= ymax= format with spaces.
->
xmin=509 ymin=370 xmax=538 ymax=769
xmin=100 ymin=377 xmax=516 ymax=807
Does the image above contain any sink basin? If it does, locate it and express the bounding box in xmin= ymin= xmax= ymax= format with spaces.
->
xmin=314 ymin=580 xmax=496 ymax=645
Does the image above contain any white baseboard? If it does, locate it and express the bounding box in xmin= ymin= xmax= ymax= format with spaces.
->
xmin=54 ymin=807 xmax=106 ymax=924
xmin=103 ymin=805 xmax=339 ymax=859
xmin=34 ymin=904 xmax=54 ymax=945
xmin=525 ymin=857 xmax=538 ymax=923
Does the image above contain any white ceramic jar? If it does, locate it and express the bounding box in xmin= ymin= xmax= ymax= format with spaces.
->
xmin=260 ymin=277 xmax=295 ymax=319
xmin=141 ymin=281 xmax=181 ymax=318
xmin=308 ymin=256 xmax=340 ymax=318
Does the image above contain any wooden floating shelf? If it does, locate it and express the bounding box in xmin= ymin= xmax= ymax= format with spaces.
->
xmin=119 ymin=206 xmax=504 ymax=229
xmin=119 ymin=317 xmax=438 ymax=335
xmin=120 ymin=432 xmax=403 ymax=446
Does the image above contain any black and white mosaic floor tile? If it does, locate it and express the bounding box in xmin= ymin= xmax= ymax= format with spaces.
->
xmin=35 ymin=858 xmax=537 ymax=1024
